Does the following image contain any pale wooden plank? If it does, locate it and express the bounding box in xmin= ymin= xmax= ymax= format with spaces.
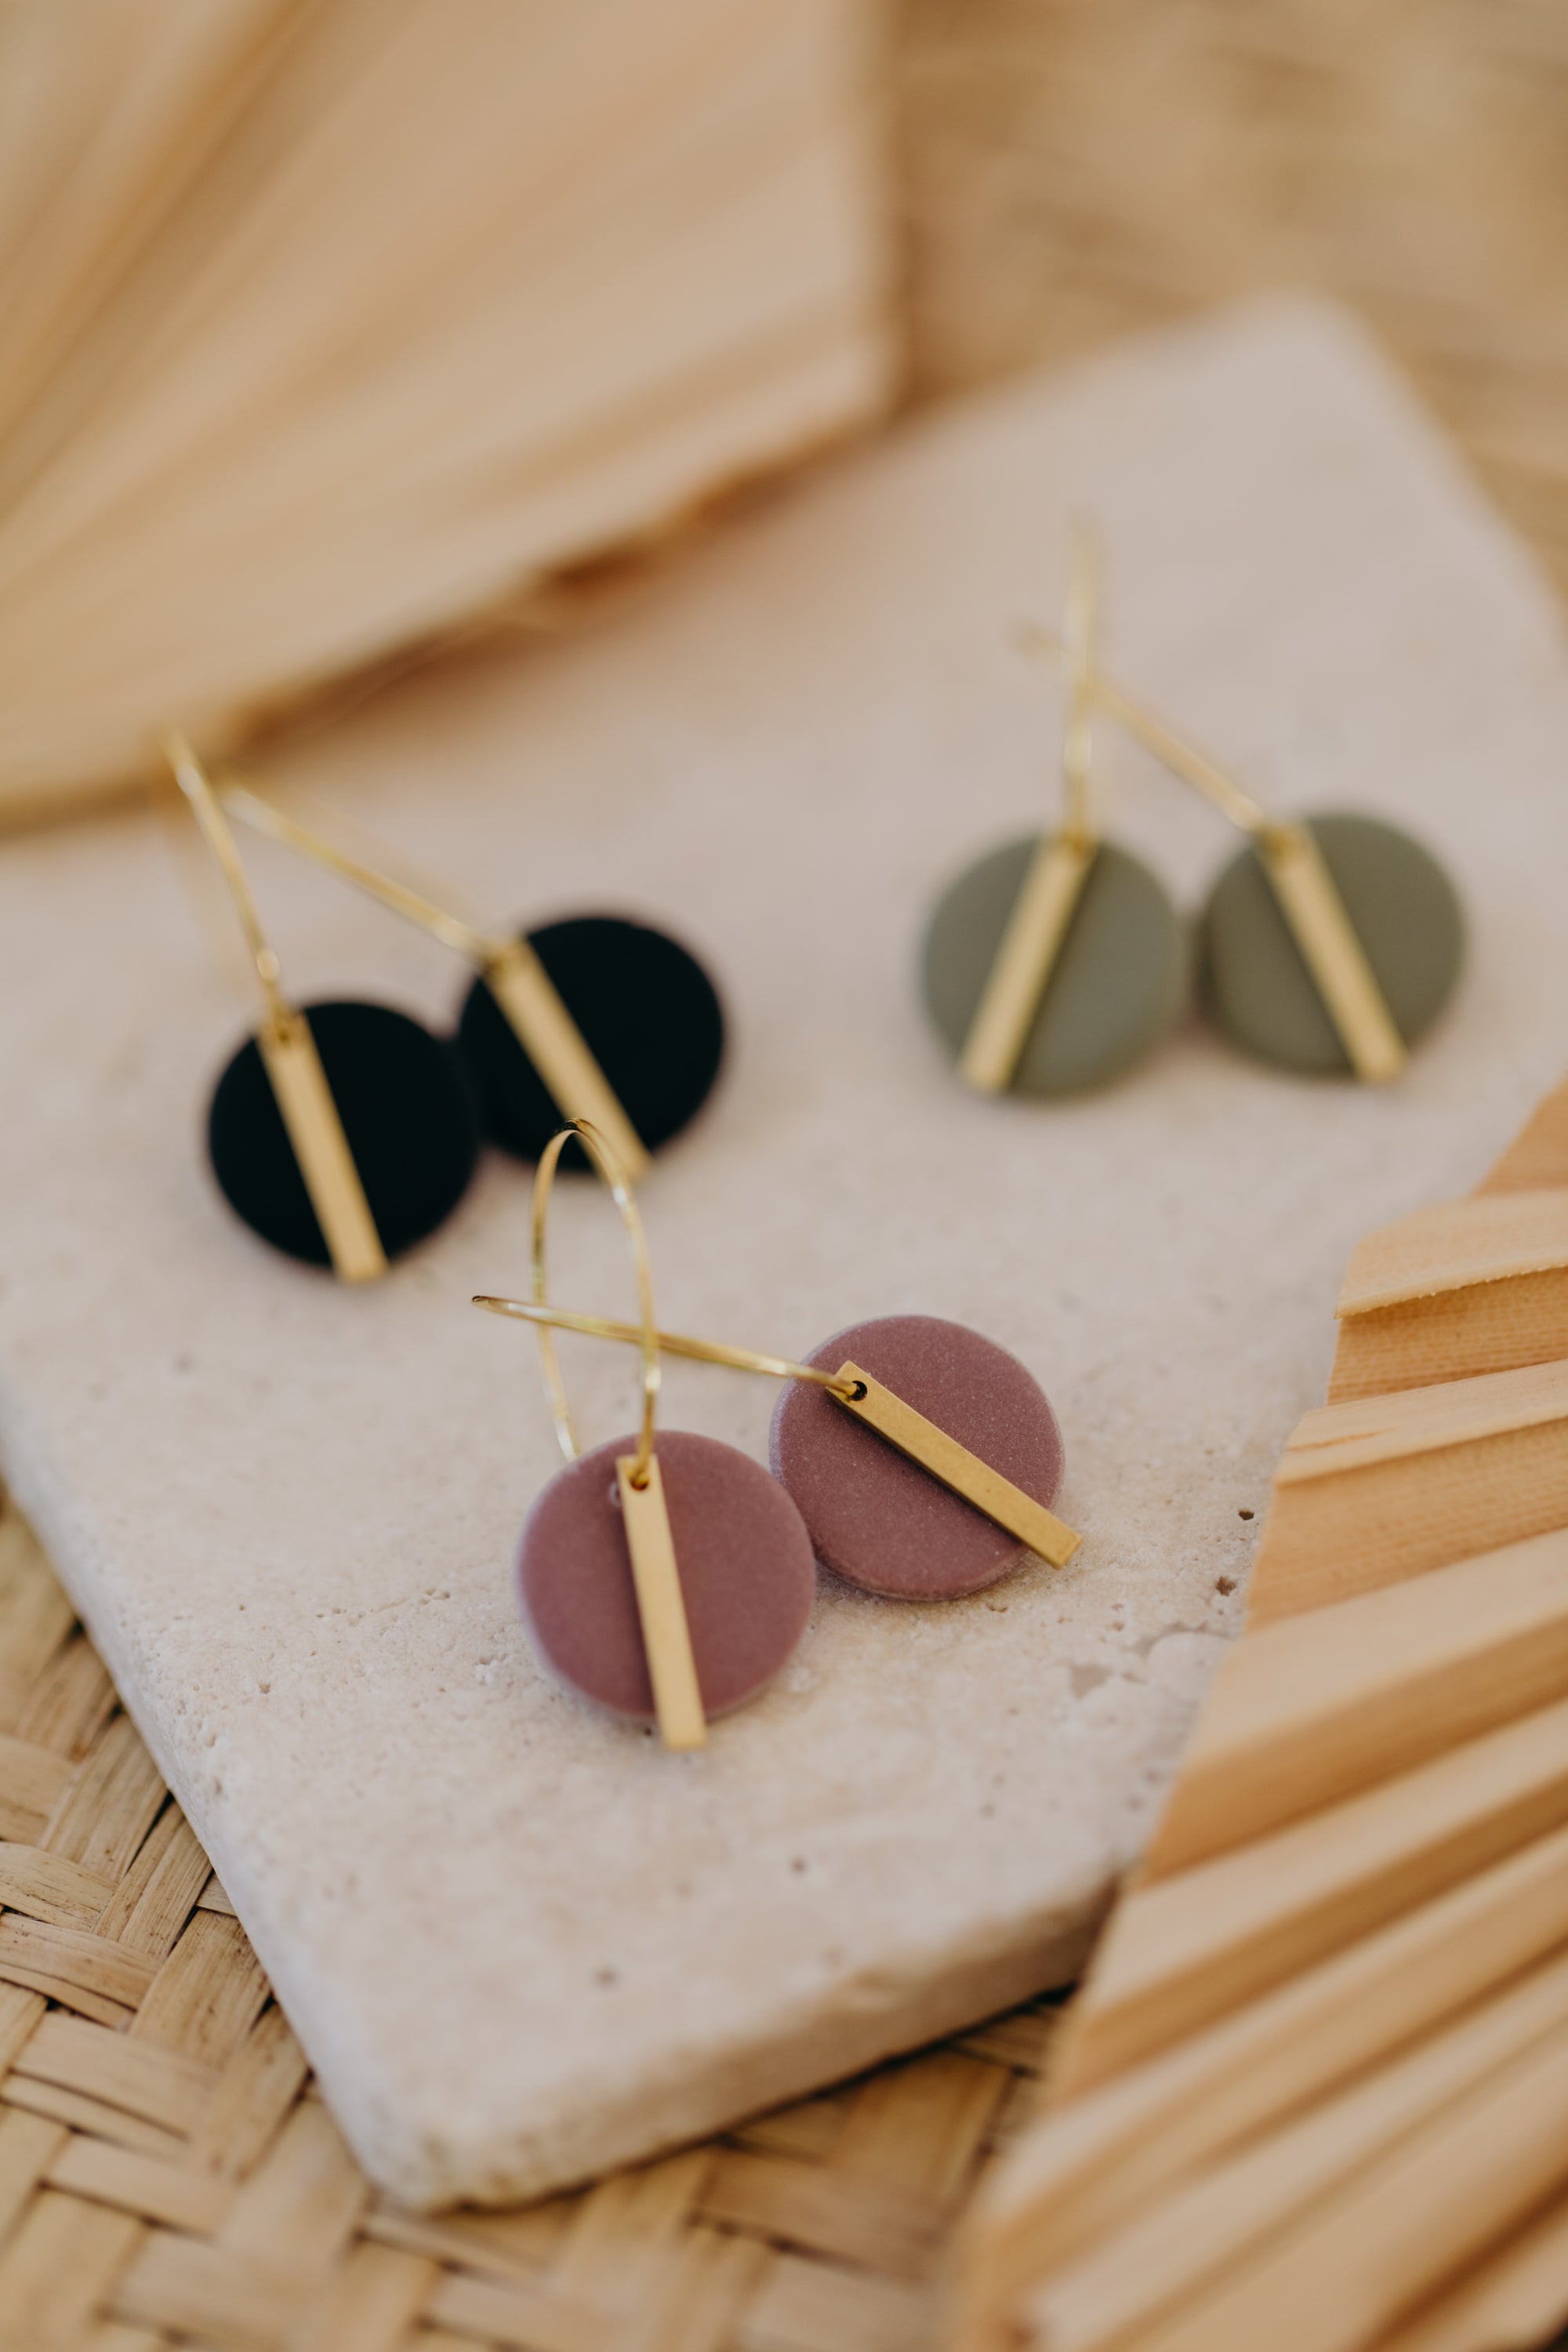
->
xmin=1337 ymin=1191 xmax=1568 ymax=1315
xmin=1145 ymin=1528 xmax=1568 ymax=1875
xmin=1055 ymin=1697 xmax=1568 ymax=2094
xmin=1328 ymin=1267 xmax=1568 ymax=1403
xmin=956 ymin=1824 xmax=1568 ymax=2334
xmin=1251 ymin=1396 xmax=1568 ymax=1625
xmin=1375 ymin=2197 xmax=1568 ymax=2352
xmin=1118 ymin=2015 xmax=1568 ymax=2352
xmin=1021 ymin=1951 xmax=1568 ymax=2352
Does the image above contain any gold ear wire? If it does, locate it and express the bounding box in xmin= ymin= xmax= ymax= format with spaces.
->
xmin=1017 ymin=634 xmax=1407 ymax=1084
xmin=161 ymin=734 xmax=387 ymax=1283
xmin=477 ymin=1116 xmax=1083 ymax=1576
xmin=524 ymin=1119 xmax=704 ymax=1750
xmin=957 ymin=519 xmax=1104 ymax=1094
xmin=219 ymin=778 xmax=652 ymax=1179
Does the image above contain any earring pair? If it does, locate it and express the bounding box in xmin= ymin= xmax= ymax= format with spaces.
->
xmin=474 ymin=1121 xmax=1080 ymax=1750
xmin=921 ymin=530 xmax=1466 ymax=1098
xmin=162 ymin=737 xmax=724 ymax=1278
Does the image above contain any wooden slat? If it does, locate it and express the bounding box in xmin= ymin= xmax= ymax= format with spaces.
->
xmin=1145 ymin=1527 xmax=1568 ymax=1875
xmin=1054 ymin=1696 xmax=1568 ymax=2095
xmin=956 ymin=1824 xmax=1568 ymax=2328
xmin=1374 ymin=2198 xmax=1568 ymax=2352
xmin=1337 ymin=1192 xmax=1568 ymax=1316
xmin=1020 ymin=1951 xmax=1568 ymax=2352
xmin=1102 ymin=2016 xmax=1568 ymax=2352
xmin=1329 ymin=1266 xmax=1568 ymax=1402
xmin=1248 ymin=1359 xmax=1568 ymax=1623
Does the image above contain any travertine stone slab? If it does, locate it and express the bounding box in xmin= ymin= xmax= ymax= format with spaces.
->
xmin=2 ymin=298 xmax=1567 ymax=2206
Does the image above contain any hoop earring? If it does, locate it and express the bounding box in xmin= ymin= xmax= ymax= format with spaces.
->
xmin=478 ymin=1136 xmax=1080 ymax=1671
xmin=922 ymin=521 xmax=1188 ymax=1099
xmin=223 ymin=783 xmax=724 ymax=1175
xmin=496 ymin=1120 xmax=815 ymax=1750
xmin=1020 ymin=639 xmax=1465 ymax=1082
xmin=165 ymin=735 xmax=478 ymax=1279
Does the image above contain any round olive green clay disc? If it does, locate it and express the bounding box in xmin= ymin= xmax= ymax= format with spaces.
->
xmin=921 ymin=837 xmax=1190 ymax=1098
xmin=1198 ymin=813 xmax=1465 ymax=1076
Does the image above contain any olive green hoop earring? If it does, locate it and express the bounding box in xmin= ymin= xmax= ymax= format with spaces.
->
xmin=920 ymin=524 xmax=1189 ymax=1100
xmin=1033 ymin=655 xmax=1467 ymax=1083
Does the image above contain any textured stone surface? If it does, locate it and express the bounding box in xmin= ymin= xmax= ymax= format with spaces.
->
xmin=1 ymin=299 xmax=1566 ymax=2209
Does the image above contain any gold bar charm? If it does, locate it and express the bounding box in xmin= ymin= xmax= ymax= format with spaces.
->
xmin=1259 ymin=825 xmax=1406 ymax=1084
xmin=833 ymin=1363 xmax=1081 ymax=1567
xmin=257 ymin=1014 xmax=387 ymax=1283
xmin=485 ymin=939 xmax=651 ymax=1182
xmin=616 ymin=1454 xmax=706 ymax=1751
xmin=959 ymin=832 xmax=1098 ymax=1093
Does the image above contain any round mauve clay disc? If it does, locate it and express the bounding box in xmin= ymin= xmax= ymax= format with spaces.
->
xmin=769 ymin=1315 xmax=1065 ymax=1600
xmin=517 ymin=1429 xmax=815 ymax=1724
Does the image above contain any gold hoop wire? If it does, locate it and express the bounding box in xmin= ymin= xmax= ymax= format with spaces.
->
xmin=474 ymin=1293 xmax=861 ymax=1402
xmin=531 ymin=1120 xmax=660 ymax=1485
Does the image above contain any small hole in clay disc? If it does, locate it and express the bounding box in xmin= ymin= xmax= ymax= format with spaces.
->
xmin=519 ymin=1430 xmax=815 ymax=1722
xmin=770 ymin=1314 xmax=1064 ymax=1601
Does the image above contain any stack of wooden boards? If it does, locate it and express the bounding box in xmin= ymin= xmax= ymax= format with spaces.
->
xmin=956 ymin=1077 xmax=1568 ymax=2352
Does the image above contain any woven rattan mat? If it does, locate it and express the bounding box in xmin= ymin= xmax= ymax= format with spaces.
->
xmin=8 ymin=6 xmax=1568 ymax=2343
xmin=0 ymin=1492 xmax=1062 ymax=2349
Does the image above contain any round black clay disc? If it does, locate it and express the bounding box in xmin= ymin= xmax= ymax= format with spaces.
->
xmin=769 ymin=1314 xmax=1065 ymax=1600
xmin=517 ymin=1429 xmax=815 ymax=1723
xmin=208 ymin=1000 xmax=480 ymax=1267
xmin=1199 ymin=813 xmax=1465 ymax=1074
xmin=456 ymin=916 xmax=724 ymax=1165
xmin=922 ymin=837 xmax=1189 ymax=1098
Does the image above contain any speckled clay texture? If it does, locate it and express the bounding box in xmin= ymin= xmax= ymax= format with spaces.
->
xmin=2 ymin=299 xmax=1567 ymax=2209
